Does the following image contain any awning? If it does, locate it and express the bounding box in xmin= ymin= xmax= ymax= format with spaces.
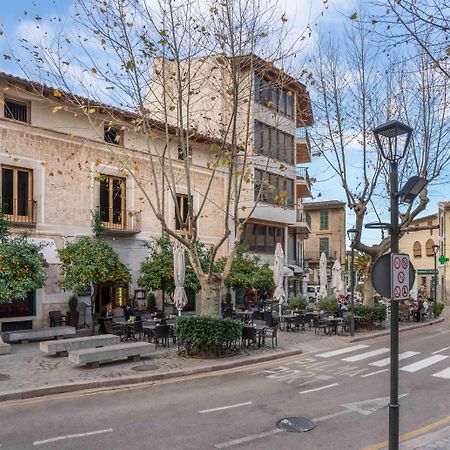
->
xmin=271 ymin=265 xmax=294 ymax=277
xmin=288 ymin=265 xmax=303 ymax=274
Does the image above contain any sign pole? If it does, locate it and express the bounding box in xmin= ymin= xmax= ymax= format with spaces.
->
xmin=389 ymin=161 xmax=400 ymax=450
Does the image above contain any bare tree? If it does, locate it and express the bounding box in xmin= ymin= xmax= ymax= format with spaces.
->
xmin=309 ymin=14 xmax=450 ymax=304
xmin=7 ymin=0 xmax=316 ymax=316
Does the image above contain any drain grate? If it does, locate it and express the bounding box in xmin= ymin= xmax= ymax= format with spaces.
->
xmin=276 ymin=417 xmax=314 ymax=433
xmin=0 ymin=374 xmax=11 ymax=382
xmin=131 ymin=364 xmax=159 ymax=372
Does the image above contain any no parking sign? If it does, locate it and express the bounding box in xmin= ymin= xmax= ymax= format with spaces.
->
xmin=391 ymin=253 xmax=410 ymax=301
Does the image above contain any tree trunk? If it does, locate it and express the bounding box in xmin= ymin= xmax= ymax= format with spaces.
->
xmin=363 ymin=263 xmax=374 ymax=307
xmin=199 ymin=279 xmax=222 ymax=317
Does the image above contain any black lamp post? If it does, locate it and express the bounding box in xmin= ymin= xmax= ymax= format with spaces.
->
xmin=432 ymin=244 xmax=440 ymax=305
xmin=347 ymin=227 xmax=359 ymax=337
xmin=372 ymin=119 xmax=413 ymax=450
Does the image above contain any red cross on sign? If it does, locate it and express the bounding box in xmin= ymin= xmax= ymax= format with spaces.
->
xmin=391 ymin=253 xmax=410 ymax=301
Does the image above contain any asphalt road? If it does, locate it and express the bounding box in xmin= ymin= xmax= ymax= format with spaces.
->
xmin=1 ymin=322 xmax=450 ymax=450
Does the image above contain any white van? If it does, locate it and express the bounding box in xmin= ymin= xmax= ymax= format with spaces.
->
xmin=306 ymin=285 xmax=320 ymax=303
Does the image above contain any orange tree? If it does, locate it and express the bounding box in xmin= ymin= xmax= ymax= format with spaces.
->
xmin=0 ymin=209 xmax=47 ymax=303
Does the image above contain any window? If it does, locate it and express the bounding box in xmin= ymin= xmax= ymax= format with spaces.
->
xmin=254 ymin=75 xmax=261 ymax=102
xmin=4 ymin=99 xmax=28 ymax=122
xmin=426 ymin=239 xmax=435 ymax=257
xmin=175 ymin=194 xmax=192 ymax=232
xmin=100 ymin=175 xmax=126 ymax=229
xmin=320 ymin=210 xmax=329 ymax=230
xmin=254 ymin=75 xmax=294 ymax=119
xmin=1 ymin=166 xmax=33 ymax=223
xmin=104 ymin=124 xmax=122 ymax=145
xmin=319 ymin=237 xmax=329 ymax=257
xmin=413 ymin=241 xmax=422 ymax=258
xmin=254 ymin=169 xmax=294 ymax=207
xmin=243 ymin=222 xmax=285 ymax=254
xmin=254 ymin=121 xmax=295 ymax=165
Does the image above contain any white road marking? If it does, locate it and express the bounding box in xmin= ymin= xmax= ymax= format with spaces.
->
xmin=432 ymin=346 xmax=450 ymax=355
xmin=313 ymin=410 xmax=351 ymax=422
xmin=215 ymin=429 xmax=283 ymax=448
xmin=299 ymin=383 xmax=339 ymax=394
xmin=432 ymin=367 xmax=450 ymax=379
xmin=369 ymin=351 xmax=419 ymax=367
xmin=400 ymin=355 xmax=449 ymax=373
xmin=33 ymin=428 xmax=113 ymax=446
xmin=361 ymin=369 xmax=389 ymax=378
xmin=316 ymin=344 xmax=369 ymax=358
xmin=199 ymin=401 xmax=252 ymax=414
xmin=342 ymin=348 xmax=390 ymax=362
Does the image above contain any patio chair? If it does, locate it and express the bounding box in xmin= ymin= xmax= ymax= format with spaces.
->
xmin=271 ymin=311 xmax=280 ymax=327
xmin=49 ymin=311 xmax=67 ymax=327
xmin=313 ymin=316 xmax=328 ymax=335
xmin=112 ymin=321 xmax=126 ymax=341
xmin=261 ymin=326 xmax=278 ymax=348
xmin=339 ymin=314 xmax=352 ymax=335
xmin=127 ymin=320 xmax=143 ymax=341
xmin=154 ymin=324 xmax=170 ymax=348
xmin=241 ymin=326 xmax=257 ymax=348
xmin=294 ymin=314 xmax=306 ymax=332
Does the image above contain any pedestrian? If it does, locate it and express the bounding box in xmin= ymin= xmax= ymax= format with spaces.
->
xmin=416 ymin=299 xmax=423 ymax=322
xmin=99 ymin=303 xmax=112 ymax=334
xmin=422 ymin=299 xmax=429 ymax=319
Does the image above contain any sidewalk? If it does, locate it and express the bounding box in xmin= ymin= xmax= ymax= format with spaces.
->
xmin=0 ymin=315 xmax=444 ymax=402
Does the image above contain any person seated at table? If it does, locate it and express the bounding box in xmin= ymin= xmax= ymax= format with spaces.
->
xmin=99 ymin=303 xmax=113 ymax=334
xmin=124 ymin=303 xmax=135 ymax=319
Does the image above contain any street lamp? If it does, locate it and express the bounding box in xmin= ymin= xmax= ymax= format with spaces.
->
xmin=372 ymin=119 xmax=413 ymax=450
xmin=432 ymin=244 xmax=440 ymax=305
xmin=347 ymin=227 xmax=359 ymax=337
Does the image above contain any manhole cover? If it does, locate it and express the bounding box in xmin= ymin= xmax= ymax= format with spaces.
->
xmin=276 ymin=417 xmax=314 ymax=433
xmin=131 ymin=364 xmax=159 ymax=372
xmin=0 ymin=374 xmax=11 ymax=382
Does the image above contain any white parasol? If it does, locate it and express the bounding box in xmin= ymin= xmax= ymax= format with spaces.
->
xmin=273 ymin=243 xmax=286 ymax=316
xmin=173 ymin=242 xmax=188 ymax=316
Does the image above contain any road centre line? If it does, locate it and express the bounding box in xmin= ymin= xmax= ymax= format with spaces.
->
xmin=215 ymin=429 xmax=283 ymax=448
xmin=400 ymin=355 xmax=449 ymax=373
xmin=199 ymin=401 xmax=252 ymax=413
xmin=342 ymin=348 xmax=390 ymax=362
xmin=369 ymin=351 xmax=419 ymax=367
xmin=432 ymin=346 xmax=450 ymax=355
xmin=361 ymin=369 xmax=389 ymax=378
xmin=316 ymin=344 xmax=369 ymax=358
xmin=299 ymin=383 xmax=338 ymax=394
xmin=33 ymin=428 xmax=113 ymax=446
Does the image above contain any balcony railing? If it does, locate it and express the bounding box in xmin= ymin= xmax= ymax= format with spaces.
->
xmin=304 ymin=250 xmax=338 ymax=261
xmin=99 ymin=207 xmax=141 ymax=233
xmin=296 ymin=167 xmax=310 ymax=182
xmin=1 ymin=198 xmax=37 ymax=226
xmin=296 ymin=210 xmax=312 ymax=227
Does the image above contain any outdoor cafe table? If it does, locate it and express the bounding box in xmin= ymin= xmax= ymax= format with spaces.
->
xmin=243 ymin=324 xmax=266 ymax=347
xmin=280 ymin=314 xmax=296 ymax=331
xmin=324 ymin=317 xmax=342 ymax=335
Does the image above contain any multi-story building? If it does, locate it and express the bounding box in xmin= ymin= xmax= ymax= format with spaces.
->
xmin=302 ymin=200 xmax=346 ymax=284
xmin=0 ymin=72 xmax=228 ymax=331
xmin=399 ymin=213 xmax=439 ymax=299
xmin=438 ymin=202 xmax=450 ymax=304
xmin=147 ymin=55 xmax=314 ymax=297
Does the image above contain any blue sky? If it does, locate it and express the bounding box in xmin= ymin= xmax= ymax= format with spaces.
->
xmin=1 ymin=0 xmax=447 ymax=249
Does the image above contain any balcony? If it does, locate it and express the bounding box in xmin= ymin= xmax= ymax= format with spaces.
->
xmin=304 ymin=250 xmax=338 ymax=264
xmin=296 ymin=128 xmax=311 ymax=164
xmin=296 ymin=167 xmax=312 ymax=199
xmin=288 ymin=210 xmax=311 ymax=235
xmin=1 ymin=198 xmax=37 ymax=227
xmin=99 ymin=207 xmax=141 ymax=235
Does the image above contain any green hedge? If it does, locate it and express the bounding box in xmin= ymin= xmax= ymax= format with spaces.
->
xmin=433 ymin=302 xmax=445 ymax=317
xmin=174 ymin=316 xmax=243 ymax=357
xmin=351 ymin=304 xmax=387 ymax=322
xmin=287 ymin=296 xmax=308 ymax=310
xmin=317 ymin=296 xmax=338 ymax=312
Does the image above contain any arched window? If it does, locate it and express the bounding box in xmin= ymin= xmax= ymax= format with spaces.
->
xmin=426 ymin=239 xmax=435 ymax=257
xmin=413 ymin=241 xmax=422 ymax=258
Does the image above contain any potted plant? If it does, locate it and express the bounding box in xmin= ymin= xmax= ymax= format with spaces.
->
xmin=147 ymin=293 xmax=157 ymax=312
xmin=67 ymin=294 xmax=79 ymax=328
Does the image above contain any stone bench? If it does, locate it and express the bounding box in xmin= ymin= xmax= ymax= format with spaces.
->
xmin=68 ymin=342 xmax=153 ymax=368
xmin=2 ymin=326 xmax=76 ymax=344
xmin=40 ymin=334 xmax=121 ymax=356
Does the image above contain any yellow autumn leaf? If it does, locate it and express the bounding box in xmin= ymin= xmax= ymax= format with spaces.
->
xmin=52 ymin=106 xmax=62 ymax=113
xmin=53 ymin=89 xmax=62 ymax=97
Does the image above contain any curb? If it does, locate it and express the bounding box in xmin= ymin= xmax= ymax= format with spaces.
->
xmin=348 ymin=317 xmax=446 ymax=343
xmin=0 ymin=348 xmax=302 ymax=403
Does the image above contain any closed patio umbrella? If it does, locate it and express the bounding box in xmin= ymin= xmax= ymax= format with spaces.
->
xmin=173 ymin=242 xmax=188 ymax=316
xmin=273 ymin=242 xmax=286 ymax=316
xmin=319 ymin=252 xmax=328 ymax=298
xmin=331 ymin=259 xmax=344 ymax=296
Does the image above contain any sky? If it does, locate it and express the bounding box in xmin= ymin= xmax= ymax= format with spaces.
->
xmin=0 ymin=0 xmax=447 ymax=249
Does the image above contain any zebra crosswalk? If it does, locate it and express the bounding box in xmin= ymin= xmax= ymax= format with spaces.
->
xmin=315 ymin=344 xmax=450 ymax=380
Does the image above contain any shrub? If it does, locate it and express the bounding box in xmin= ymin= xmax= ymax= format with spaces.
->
xmin=317 ymin=296 xmax=338 ymax=312
xmin=147 ymin=293 xmax=157 ymax=309
xmin=287 ymin=296 xmax=308 ymax=310
xmin=371 ymin=304 xmax=387 ymax=322
xmin=68 ymin=295 xmax=78 ymax=312
xmin=433 ymin=302 xmax=445 ymax=317
xmin=174 ymin=316 xmax=243 ymax=358
xmin=352 ymin=304 xmax=371 ymax=318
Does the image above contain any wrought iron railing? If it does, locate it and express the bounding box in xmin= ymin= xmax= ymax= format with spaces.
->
xmin=303 ymin=250 xmax=338 ymax=261
xmin=296 ymin=210 xmax=312 ymax=227
xmin=99 ymin=207 xmax=141 ymax=232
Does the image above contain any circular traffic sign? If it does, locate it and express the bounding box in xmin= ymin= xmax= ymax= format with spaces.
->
xmin=402 ymin=257 xmax=408 ymax=269
xmin=394 ymin=257 xmax=401 ymax=269
xmin=398 ymin=272 xmax=405 ymax=283
xmin=402 ymin=286 xmax=409 ymax=297
xmin=394 ymin=286 xmax=401 ymax=298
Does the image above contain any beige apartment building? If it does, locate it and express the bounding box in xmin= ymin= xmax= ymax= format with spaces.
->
xmin=302 ymin=200 xmax=346 ymax=284
xmin=0 ymin=73 xmax=229 ymax=331
xmin=438 ymin=202 xmax=450 ymax=304
xmin=399 ymin=213 xmax=439 ymax=299
xmin=147 ymin=55 xmax=314 ymax=297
